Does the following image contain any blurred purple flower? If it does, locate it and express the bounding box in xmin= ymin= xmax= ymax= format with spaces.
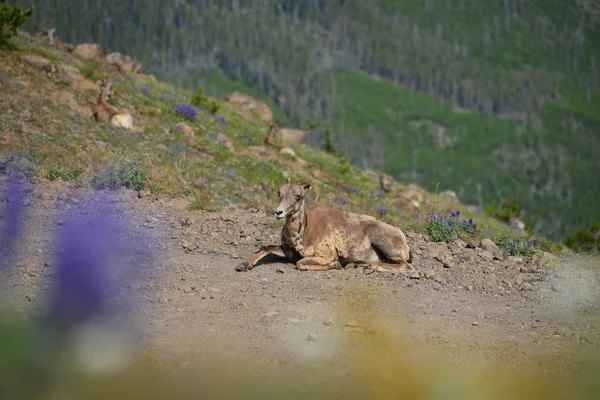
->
xmin=1 ymin=175 xmax=27 ymax=267
xmin=43 ymin=193 xmax=153 ymax=332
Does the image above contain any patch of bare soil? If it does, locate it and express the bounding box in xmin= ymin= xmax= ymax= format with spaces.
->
xmin=2 ymin=176 xmax=600 ymax=385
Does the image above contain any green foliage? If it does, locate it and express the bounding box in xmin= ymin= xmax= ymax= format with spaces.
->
xmin=485 ymin=198 xmax=522 ymax=223
xmin=79 ymin=61 xmax=101 ymax=80
xmin=191 ymin=87 xmax=220 ymax=115
xmin=563 ymin=223 xmax=600 ymax=254
xmin=426 ymin=218 xmax=454 ymax=243
xmin=485 ymin=198 xmax=536 ymax=234
xmin=0 ymin=0 xmax=33 ymax=44
xmin=426 ymin=211 xmax=478 ymax=243
xmin=323 ymin=126 xmax=336 ymax=155
xmin=44 ymin=163 xmax=83 ymax=182
xmin=91 ymin=160 xmax=149 ymax=191
xmin=493 ymin=234 xmax=554 ymax=257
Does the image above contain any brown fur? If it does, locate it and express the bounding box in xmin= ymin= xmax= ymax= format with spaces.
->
xmin=237 ymin=178 xmax=414 ymax=273
xmin=91 ymin=78 xmax=133 ymax=129
xmin=264 ymin=122 xmax=295 ymax=155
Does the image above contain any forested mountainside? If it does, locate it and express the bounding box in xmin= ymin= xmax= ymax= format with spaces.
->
xmin=19 ymin=0 xmax=600 ymax=240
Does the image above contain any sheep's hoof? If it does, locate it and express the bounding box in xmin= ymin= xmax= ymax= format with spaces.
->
xmin=330 ymin=261 xmax=343 ymax=270
xmin=360 ymin=266 xmax=374 ymax=275
xmin=236 ymin=264 xmax=248 ymax=272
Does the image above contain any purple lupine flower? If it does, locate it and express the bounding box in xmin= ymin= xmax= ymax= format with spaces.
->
xmin=167 ymin=143 xmax=185 ymax=154
xmin=212 ymin=115 xmax=228 ymax=128
xmin=43 ymin=193 xmax=153 ymax=332
xmin=141 ymin=87 xmax=150 ymax=95
xmin=333 ymin=197 xmax=347 ymax=206
xmin=347 ymin=186 xmax=360 ymax=197
xmin=173 ymin=104 xmax=198 ymax=121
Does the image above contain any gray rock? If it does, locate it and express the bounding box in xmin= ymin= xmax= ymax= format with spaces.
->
xmin=442 ymin=260 xmax=454 ymax=268
xmin=22 ymin=54 xmax=55 ymax=73
xmin=306 ymin=333 xmax=317 ymax=342
xmin=466 ymin=241 xmax=478 ymax=249
xmin=480 ymin=250 xmax=494 ymax=261
xmin=493 ymin=247 xmax=509 ymax=261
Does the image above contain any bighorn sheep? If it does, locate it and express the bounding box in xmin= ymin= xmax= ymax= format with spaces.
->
xmin=264 ymin=122 xmax=297 ymax=158
xmin=91 ymin=77 xmax=133 ymax=129
xmin=236 ymin=178 xmax=414 ymax=273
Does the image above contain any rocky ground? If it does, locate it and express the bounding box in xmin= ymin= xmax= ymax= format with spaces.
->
xmin=2 ymin=176 xmax=600 ymax=388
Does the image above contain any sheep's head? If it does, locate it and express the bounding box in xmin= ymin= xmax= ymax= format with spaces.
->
xmin=274 ymin=177 xmax=319 ymax=220
xmin=97 ymin=77 xmax=113 ymax=99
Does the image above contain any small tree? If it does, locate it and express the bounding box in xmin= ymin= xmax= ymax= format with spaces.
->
xmin=0 ymin=1 xmax=34 ymax=44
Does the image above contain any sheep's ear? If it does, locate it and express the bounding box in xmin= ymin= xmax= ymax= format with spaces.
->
xmin=285 ymin=176 xmax=291 ymax=184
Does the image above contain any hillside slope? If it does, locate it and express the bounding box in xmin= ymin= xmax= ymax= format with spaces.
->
xmin=19 ymin=0 xmax=600 ymax=240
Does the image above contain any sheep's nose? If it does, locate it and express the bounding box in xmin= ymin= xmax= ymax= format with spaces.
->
xmin=275 ymin=210 xmax=284 ymax=218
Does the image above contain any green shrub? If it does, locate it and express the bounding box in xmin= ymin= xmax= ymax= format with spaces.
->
xmin=485 ymin=198 xmax=534 ymax=234
xmin=425 ymin=211 xmax=478 ymax=243
xmin=91 ymin=160 xmax=149 ymax=191
xmin=563 ymin=223 xmax=600 ymax=253
xmin=0 ymin=1 xmax=34 ymax=44
xmin=493 ymin=234 xmax=554 ymax=257
xmin=191 ymin=87 xmax=220 ymax=115
xmin=44 ymin=163 xmax=83 ymax=181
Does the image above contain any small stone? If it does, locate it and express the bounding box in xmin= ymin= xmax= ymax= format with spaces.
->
xmin=442 ymin=260 xmax=454 ymax=269
xmin=466 ymin=241 xmax=477 ymax=249
xmin=472 ymin=321 xmax=479 ymax=326
xmin=458 ymin=253 xmax=472 ymax=262
xmin=480 ymin=250 xmax=494 ymax=261
xmin=508 ymin=256 xmax=524 ymax=264
xmin=480 ymin=238 xmax=498 ymax=252
xmin=129 ymin=283 xmax=141 ymax=290
xmin=25 ymin=294 xmax=37 ymax=302
xmin=276 ymin=267 xmax=284 ymax=273
xmin=551 ymin=284 xmax=564 ymax=293
xmin=424 ymin=271 xmax=436 ymax=279
xmin=493 ymin=247 xmax=509 ymax=261
xmin=466 ymin=285 xmax=473 ymax=291
xmin=231 ymin=253 xmax=240 ymax=259
xmin=323 ymin=317 xmax=335 ymax=327
xmin=522 ymin=282 xmax=534 ymax=291
xmin=306 ymin=333 xmax=317 ymax=342
xmin=345 ymin=321 xmax=360 ymax=328
xmin=262 ymin=311 xmax=278 ymax=317
xmin=520 ymin=265 xmax=537 ymax=273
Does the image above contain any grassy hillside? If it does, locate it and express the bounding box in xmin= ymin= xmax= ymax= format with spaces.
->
xmin=15 ymin=0 xmax=600 ymax=240
xmin=1 ymin=31 xmax=556 ymax=256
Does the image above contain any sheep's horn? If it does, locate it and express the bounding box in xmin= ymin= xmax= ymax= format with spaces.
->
xmin=296 ymin=179 xmax=319 ymax=202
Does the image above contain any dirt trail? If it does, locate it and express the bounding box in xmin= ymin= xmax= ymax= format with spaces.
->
xmin=2 ymin=177 xmax=600 ymax=383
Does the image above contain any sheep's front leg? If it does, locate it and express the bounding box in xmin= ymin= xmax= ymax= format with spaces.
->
xmin=236 ymin=245 xmax=286 ymax=272
xmin=296 ymin=256 xmax=342 ymax=271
